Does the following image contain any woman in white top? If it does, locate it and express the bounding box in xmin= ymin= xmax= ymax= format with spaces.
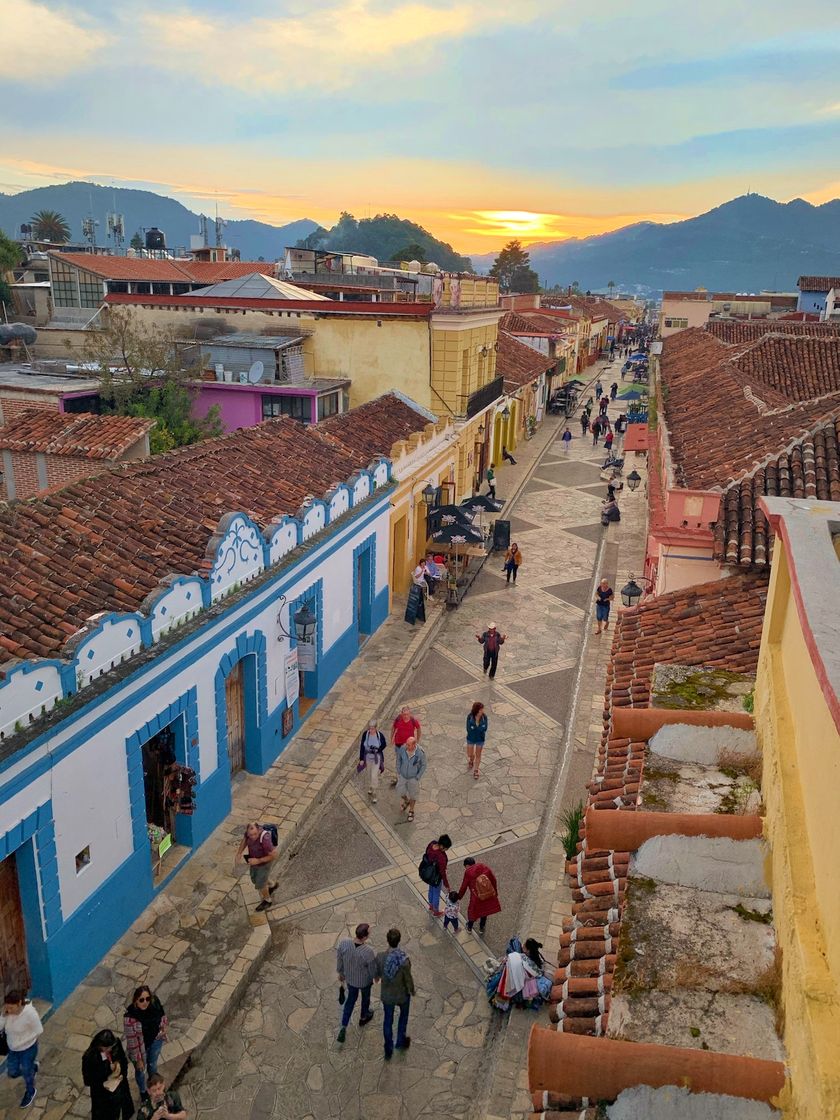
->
xmin=1 ymin=989 xmax=43 ymax=1108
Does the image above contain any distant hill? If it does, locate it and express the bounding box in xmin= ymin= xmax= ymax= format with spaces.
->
xmin=472 ymin=194 xmax=840 ymax=292
xmin=298 ymin=211 xmax=472 ymax=272
xmin=0 ymin=181 xmax=319 ymax=261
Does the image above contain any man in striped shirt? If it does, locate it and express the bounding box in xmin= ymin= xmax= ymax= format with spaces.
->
xmin=336 ymin=923 xmax=379 ymax=1043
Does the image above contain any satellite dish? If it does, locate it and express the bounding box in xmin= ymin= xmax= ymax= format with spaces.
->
xmin=248 ymin=360 xmax=265 ymax=383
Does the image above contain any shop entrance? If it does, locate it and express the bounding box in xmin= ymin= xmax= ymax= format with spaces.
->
xmin=140 ymin=719 xmax=194 ymax=880
xmin=225 ymin=662 xmax=246 ymax=773
xmin=0 ymin=854 xmax=30 ymax=993
xmin=355 ymin=547 xmax=373 ymax=643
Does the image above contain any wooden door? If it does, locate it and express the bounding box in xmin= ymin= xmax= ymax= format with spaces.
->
xmin=225 ymin=663 xmax=246 ymax=774
xmin=0 ymin=855 xmax=30 ymax=993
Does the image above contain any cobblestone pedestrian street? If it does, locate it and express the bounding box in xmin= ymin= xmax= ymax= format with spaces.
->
xmin=177 ymin=366 xmax=634 ymax=1120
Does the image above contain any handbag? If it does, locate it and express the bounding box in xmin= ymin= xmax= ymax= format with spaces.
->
xmin=0 ymin=1029 xmax=8 ymax=1056
xmin=338 ymin=985 xmax=346 ymax=1005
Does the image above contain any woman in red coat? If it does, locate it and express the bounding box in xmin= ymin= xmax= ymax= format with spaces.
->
xmin=457 ymin=857 xmax=502 ymax=933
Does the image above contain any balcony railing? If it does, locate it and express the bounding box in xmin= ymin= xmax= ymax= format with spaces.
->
xmin=465 ymin=376 xmax=504 ymax=419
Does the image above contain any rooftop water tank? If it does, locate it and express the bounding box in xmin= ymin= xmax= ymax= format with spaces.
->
xmin=145 ymin=227 xmax=166 ymax=251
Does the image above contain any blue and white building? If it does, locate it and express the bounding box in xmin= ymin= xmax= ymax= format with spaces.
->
xmin=0 ymin=418 xmax=396 ymax=1004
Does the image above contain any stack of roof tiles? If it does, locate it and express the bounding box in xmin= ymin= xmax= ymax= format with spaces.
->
xmin=0 ymin=410 xmax=153 ymax=459
xmin=714 ymin=418 xmax=840 ymax=566
xmin=0 ymin=397 xmax=428 ymax=663
xmin=318 ymin=392 xmax=433 ymax=458
xmin=547 ymin=573 xmax=768 ymax=1040
xmin=496 ymin=329 xmax=554 ymax=388
xmin=705 ymin=319 xmax=840 ymax=344
xmin=659 ymin=328 xmax=840 ymax=489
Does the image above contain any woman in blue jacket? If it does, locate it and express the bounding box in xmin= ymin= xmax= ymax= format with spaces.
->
xmin=466 ymin=701 xmax=488 ymax=779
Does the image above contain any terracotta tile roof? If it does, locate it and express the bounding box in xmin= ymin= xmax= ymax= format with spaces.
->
xmin=734 ymin=335 xmax=840 ymax=400
xmin=51 ymin=252 xmax=272 ymax=284
xmin=318 ymin=393 xmax=434 ymax=458
xmin=0 ymin=410 xmax=152 ymax=460
xmin=797 ymin=276 xmax=840 ymax=291
xmin=105 ymin=292 xmax=433 ymax=318
xmin=497 ymin=330 xmax=554 ymax=388
xmin=660 ymin=328 xmax=840 ymax=489
xmin=714 ymin=418 xmax=840 ymax=567
xmin=550 ymin=573 xmax=768 ymax=1036
xmin=705 ymin=319 xmax=840 ymax=344
xmin=0 ymin=419 xmax=377 ymax=662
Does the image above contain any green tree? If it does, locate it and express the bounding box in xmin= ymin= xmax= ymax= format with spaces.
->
xmin=489 ymin=240 xmax=539 ymax=293
xmin=130 ymin=231 xmax=144 ymax=252
xmin=85 ymin=308 xmax=223 ymax=454
xmin=389 ymin=243 xmax=427 ymax=263
xmin=30 ymin=209 xmax=71 ymax=243
xmin=0 ymin=231 xmax=22 ymax=313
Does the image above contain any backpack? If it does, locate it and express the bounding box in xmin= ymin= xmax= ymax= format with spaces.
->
xmin=246 ymin=823 xmax=278 ymax=848
xmin=474 ymin=872 xmax=495 ymax=901
xmin=418 ymin=851 xmax=442 ymax=886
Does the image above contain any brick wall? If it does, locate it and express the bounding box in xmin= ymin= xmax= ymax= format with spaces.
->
xmin=0 ymin=392 xmax=60 ymax=427
xmin=5 ymin=451 xmax=109 ymax=500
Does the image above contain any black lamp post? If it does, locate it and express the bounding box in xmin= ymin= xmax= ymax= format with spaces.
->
xmin=626 ymin=469 xmax=642 ymax=492
xmin=421 ymin=482 xmax=437 ymax=509
xmin=501 ymin=404 xmax=511 ymax=421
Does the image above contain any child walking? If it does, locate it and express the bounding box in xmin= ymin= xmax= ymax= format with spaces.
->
xmin=443 ymin=891 xmax=460 ymax=932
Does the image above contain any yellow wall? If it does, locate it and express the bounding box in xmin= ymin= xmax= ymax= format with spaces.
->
xmin=756 ymin=544 xmax=840 ymax=1118
xmin=455 ymin=414 xmax=489 ymax=497
xmin=101 ymin=303 xmax=433 ymax=410
xmin=438 ymin=275 xmax=500 ymax=309
xmin=430 ymin=317 xmax=500 ymax=417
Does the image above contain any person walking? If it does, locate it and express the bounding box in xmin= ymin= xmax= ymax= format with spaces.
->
xmin=501 ymin=445 xmax=517 ymax=465
xmin=595 ymin=380 xmax=603 ymax=399
xmin=82 ymin=1030 xmax=135 ymax=1120
xmin=503 ymin=542 xmax=522 ymax=584
xmin=604 ymin=429 xmax=614 ymax=455
xmin=336 ymin=923 xmax=378 ymax=1043
xmin=465 ymin=701 xmax=488 ymax=779
xmin=234 ymin=822 xmax=278 ymax=912
xmin=594 ymin=578 xmax=614 ymax=635
xmin=591 ymin=417 xmax=601 ymax=446
xmin=561 ymin=427 xmax=573 ymax=455
xmin=443 ymin=892 xmax=461 ymax=932
xmin=579 ymin=412 xmax=589 ymax=436
xmin=124 ymin=986 xmax=167 ymax=1102
xmin=357 ymin=719 xmax=386 ymax=803
xmin=390 ymin=706 xmax=421 ymax=787
xmin=476 ymin=622 xmax=506 ymax=679
xmin=458 ymin=857 xmax=502 ymax=934
xmin=599 ymin=394 xmax=609 ymax=417
xmin=610 ymin=382 xmax=619 ymax=400
xmin=395 ymin=736 xmax=427 ymax=822
xmin=486 ymin=464 xmax=497 ymax=499
xmin=376 ymin=928 xmax=415 ymax=1060
xmin=135 ymin=1075 xmax=186 ymax=1120
xmin=420 ymin=835 xmax=452 ymax=915
xmin=1 ymin=990 xmax=43 ymax=1108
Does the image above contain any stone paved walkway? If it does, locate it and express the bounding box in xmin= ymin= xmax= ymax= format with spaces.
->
xmin=1 ymin=363 xmax=649 ymax=1120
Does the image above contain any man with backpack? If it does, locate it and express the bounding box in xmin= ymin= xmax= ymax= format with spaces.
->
xmin=234 ymin=822 xmax=279 ymax=912
xmin=457 ymin=857 xmax=502 ymax=934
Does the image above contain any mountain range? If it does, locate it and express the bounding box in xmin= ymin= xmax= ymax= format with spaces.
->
xmin=472 ymin=194 xmax=840 ymax=292
xmin=4 ymin=184 xmax=840 ymax=293
xmin=0 ymin=182 xmax=319 ymax=261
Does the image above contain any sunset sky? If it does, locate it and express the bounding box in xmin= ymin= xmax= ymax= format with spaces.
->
xmin=3 ymin=0 xmax=840 ymax=252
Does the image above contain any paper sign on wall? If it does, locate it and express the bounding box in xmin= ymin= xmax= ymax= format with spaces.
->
xmin=285 ymin=650 xmax=300 ymax=706
xmin=297 ymin=638 xmax=316 ymax=672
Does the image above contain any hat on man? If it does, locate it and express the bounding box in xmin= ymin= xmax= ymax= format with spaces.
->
xmin=488 ymin=622 xmax=497 ymax=629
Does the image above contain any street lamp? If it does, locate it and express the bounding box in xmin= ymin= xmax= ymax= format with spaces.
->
xmin=626 ymin=469 xmax=642 ymax=492
xmin=421 ymin=482 xmax=437 ymax=509
xmin=619 ymin=573 xmax=655 ymax=608
xmin=501 ymin=404 xmax=511 ymax=421
xmin=276 ymin=597 xmax=318 ymax=644
xmin=293 ymin=602 xmax=317 ymax=644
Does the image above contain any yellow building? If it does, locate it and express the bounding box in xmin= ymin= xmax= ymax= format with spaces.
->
xmin=754 ymin=496 xmax=840 ymax=1119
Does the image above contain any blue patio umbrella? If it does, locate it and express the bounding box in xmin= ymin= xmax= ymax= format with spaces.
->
xmin=620 ymin=388 xmax=645 ymax=400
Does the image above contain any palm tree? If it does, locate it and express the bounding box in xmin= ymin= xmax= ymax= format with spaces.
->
xmin=30 ymin=210 xmax=71 ymax=243
xmin=607 ymin=279 xmax=616 ymax=296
